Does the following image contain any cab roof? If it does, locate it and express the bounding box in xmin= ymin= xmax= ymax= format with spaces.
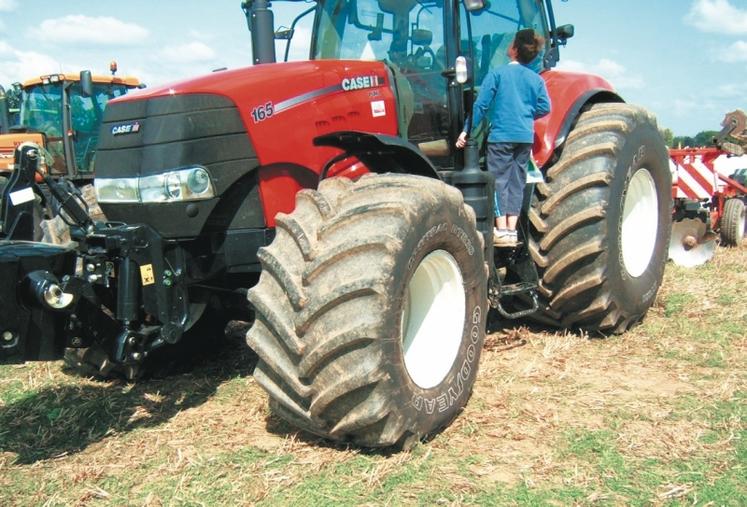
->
xmin=21 ymin=73 xmax=141 ymax=88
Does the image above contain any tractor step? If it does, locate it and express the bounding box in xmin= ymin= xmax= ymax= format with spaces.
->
xmin=494 ymin=241 xmax=524 ymax=249
xmin=488 ymin=280 xmax=540 ymax=320
xmin=500 ymin=281 xmax=537 ymax=296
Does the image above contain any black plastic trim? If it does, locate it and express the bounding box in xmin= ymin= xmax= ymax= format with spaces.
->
xmin=314 ymin=131 xmax=441 ymax=180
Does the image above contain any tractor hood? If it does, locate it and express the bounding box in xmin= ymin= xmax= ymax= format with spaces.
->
xmin=94 ymin=60 xmax=398 ymax=238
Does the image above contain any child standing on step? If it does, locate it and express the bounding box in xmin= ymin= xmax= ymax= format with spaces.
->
xmin=456 ymin=28 xmax=551 ymax=247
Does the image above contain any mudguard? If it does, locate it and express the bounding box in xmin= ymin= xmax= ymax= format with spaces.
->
xmin=534 ymin=70 xmax=623 ymax=167
xmin=314 ymin=131 xmax=441 ymax=180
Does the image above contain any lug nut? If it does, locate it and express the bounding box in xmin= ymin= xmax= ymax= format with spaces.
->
xmin=131 ymin=352 xmax=143 ymax=361
xmin=2 ymin=331 xmax=14 ymax=343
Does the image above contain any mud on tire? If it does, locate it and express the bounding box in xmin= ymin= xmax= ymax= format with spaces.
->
xmin=247 ymin=174 xmax=487 ymax=447
xmin=529 ymin=103 xmax=672 ymax=334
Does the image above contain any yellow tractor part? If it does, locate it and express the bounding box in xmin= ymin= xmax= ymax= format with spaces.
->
xmin=0 ymin=71 xmax=141 ymax=179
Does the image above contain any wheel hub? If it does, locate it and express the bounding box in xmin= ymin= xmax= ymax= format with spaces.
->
xmin=401 ymin=250 xmax=465 ymax=389
xmin=621 ymin=168 xmax=659 ymax=277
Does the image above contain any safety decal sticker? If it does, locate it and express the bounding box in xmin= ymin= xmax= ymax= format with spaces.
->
xmin=371 ymin=100 xmax=386 ymax=118
xmin=140 ymin=264 xmax=155 ymax=286
xmin=9 ymin=187 xmax=34 ymax=206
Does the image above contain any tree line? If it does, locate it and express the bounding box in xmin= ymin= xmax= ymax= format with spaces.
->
xmin=660 ymin=128 xmax=720 ymax=149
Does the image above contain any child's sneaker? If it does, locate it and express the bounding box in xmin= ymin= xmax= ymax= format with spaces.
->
xmin=493 ymin=228 xmax=518 ymax=247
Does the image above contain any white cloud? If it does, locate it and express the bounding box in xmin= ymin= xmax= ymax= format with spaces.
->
xmin=0 ymin=0 xmax=17 ymax=12
xmin=713 ymin=84 xmax=742 ymax=100
xmin=0 ymin=41 xmax=61 ymax=85
xmin=718 ymin=40 xmax=747 ymax=62
xmin=557 ymin=58 xmax=645 ymax=90
xmin=28 ymin=15 xmax=149 ymax=46
xmin=157 ymin=41 xmax=216 ymax=64
xmin=685 ymin=0 xmax=747 ymax=34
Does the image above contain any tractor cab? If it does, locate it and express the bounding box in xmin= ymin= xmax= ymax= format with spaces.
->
xmin=0 ymin=71 xmax=141 ymax=180
xmin=271 ymin=0 xmax=570 ymax=168
xmin=0 ymin=85 xmax=9 ymax=135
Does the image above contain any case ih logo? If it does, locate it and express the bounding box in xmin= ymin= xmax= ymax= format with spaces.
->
xmin=111 ymin=122 xmax=141 ymax=136
xmin=341 ymin=75 xmax=381 ymax=91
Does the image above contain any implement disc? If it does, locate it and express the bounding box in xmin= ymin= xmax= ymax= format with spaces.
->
xmin=669 ymin=218 xmax=716 ymax=267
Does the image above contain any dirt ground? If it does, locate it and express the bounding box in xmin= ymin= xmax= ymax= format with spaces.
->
xmin=0 ymin=245 xmax=745 ymax=506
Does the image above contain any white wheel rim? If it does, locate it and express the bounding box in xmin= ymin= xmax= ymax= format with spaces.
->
xmin=401 ymin=249 xmax=466 ymax=389
xmin=621 ymin=168 xmax=659 ymax=278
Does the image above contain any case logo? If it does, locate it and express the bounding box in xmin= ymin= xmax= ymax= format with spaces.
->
xmin=341 ymin=75 xmax=381 ymax=91
xmin=111 ymin=122 xmax=141 ymax=136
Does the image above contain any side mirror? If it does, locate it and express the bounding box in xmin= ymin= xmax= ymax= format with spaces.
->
xmin=463 ymin=0 xmax=485 ymax=12
xmin=275 ymin=28 xmax=294 ymax=40
xmin=79 ymin=70 xmax=93 ymax=98
xmin=411 ymin=29 xmax=433 ymax=46
xmin=368 ymin=13 xmax=384 ymax=41
xmin=555 ymin=24 xmax=574 ymax=43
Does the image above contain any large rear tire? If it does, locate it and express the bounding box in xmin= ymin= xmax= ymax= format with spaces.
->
xmin=720 ymin=198 xmax=745 ymax=246
xmin=247 ymin=174 xmax=487 ymax=447
xmin=529 ymin=103 xmax=671 ymax=334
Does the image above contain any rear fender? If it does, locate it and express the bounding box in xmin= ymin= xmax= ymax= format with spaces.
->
xmin=534 ymin=70 xmax=623 ymax=167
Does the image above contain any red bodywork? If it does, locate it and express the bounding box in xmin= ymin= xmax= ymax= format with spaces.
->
xmin=114 ymin=60 xmax=398 ymax=226
xmin=112 ymin=62 xmax=616 ymax=227
xmin=670 ymin=147 xmax=747 ymax=230
xmin=533 ymin=70 xmax=617 ymax=167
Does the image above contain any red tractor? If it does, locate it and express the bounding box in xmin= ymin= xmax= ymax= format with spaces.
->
xmin=0 ymin=0 xmax=671 ymax=448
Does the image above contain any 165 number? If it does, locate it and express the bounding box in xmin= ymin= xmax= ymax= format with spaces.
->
xmin=251 ymin=102 xmax=274 ymax=123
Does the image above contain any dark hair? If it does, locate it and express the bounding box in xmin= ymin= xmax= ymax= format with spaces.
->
xmin=513 ymin=28 xmax=545 ymax=65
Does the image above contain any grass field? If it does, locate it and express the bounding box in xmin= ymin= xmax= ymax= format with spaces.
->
xmin=1 ymin=245 xmax=745 ymax=506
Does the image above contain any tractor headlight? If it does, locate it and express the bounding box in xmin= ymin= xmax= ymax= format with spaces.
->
xmin=96 ymin=166 xmax=215 ymax=204
xmin=94 ymin=177 xmax=140 ymax=203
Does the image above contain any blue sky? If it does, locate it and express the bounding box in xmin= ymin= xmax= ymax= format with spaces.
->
xmin=0 ymin=0 xmax=744 ymax=136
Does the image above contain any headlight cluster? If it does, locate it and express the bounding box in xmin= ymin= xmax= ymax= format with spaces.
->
xmin=95 ymin=166 xmax=215 ymax=204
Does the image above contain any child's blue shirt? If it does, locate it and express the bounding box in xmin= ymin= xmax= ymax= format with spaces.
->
xmin=466 ymin=61 xmax=551 ymax=143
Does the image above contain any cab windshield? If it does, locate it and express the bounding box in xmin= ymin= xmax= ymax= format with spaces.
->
xmin=70 ymin=82 xmax=131 ymax=173
xmin=461 ymin=0 xmax=547 ymax=83
xmin=19 ymin=81 xmax=131 ymax=174
xmin=313 ymin=0 xmax=449 ymax=148
xmin=313 ymin=0 xmax=445 ymax=68
xmin=312 ymin=0 xmax=547 ymax=68
xmin=19 ymin=83 xmax=63 ymax=137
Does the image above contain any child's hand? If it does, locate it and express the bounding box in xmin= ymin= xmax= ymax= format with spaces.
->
xmin=455 ymin=132 xmax=468 ymax=149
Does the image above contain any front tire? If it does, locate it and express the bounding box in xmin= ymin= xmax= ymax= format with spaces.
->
xmin=247 ymin=174 xmax=487 ymax=447
xmin=720 ymin=198 xmax=746 ymax=246
xmin=529 ymin=103 xmax=672 ymax=334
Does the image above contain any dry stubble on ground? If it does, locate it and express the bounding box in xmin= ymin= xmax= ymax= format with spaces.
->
xmin=0 ymin=244 xmax=745 ymax=506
